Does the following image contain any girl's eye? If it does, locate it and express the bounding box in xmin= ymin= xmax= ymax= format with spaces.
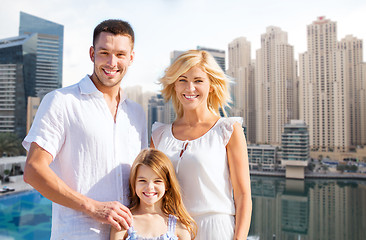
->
xmin=138 ymin=179 xmax=146 ymax=182
xmin=178 ymin=78 xmax=187 ymax=82
xmin=195 ymin=80 xmax=203 ymax=83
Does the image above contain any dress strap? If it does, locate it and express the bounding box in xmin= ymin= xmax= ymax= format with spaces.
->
xmin=168 ymin=215 xmax=177 ymax=235
xmin=126 ymin=226 xmax=137 ymax=240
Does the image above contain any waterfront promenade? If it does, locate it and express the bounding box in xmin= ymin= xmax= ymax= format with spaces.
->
xmin=250 ymin=170 xmax=366 ymax=179
xmin=1 ymin=170 xmax=365 ymax=199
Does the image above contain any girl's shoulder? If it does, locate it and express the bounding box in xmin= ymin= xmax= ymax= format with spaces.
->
xmin=174 ymin=220 xmax=191 ymax=240
xmin=110 ymin=227 xmax=128 ymax=240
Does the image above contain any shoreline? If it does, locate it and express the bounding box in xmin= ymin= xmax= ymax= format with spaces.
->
xmin=250 ymin=170 xmax=366 ymax=180
xmin=1 ymin=171 xmax=366 ymax=198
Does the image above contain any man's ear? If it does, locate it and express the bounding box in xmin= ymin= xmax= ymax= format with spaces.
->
xmin=89 ymin=46 xmax=95 ymax=62
xmin=129 ymin=51 xmax=135 ymax=66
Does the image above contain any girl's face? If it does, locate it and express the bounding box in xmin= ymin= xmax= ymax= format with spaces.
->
xmin=135 ymin=165 xmax=166 ymax=207
xmin=174 ymin=66 xmax=212 ymax=112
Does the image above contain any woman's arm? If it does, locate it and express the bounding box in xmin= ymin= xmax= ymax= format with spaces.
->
xmin=227 ymin=122 xmax=252 ymax=240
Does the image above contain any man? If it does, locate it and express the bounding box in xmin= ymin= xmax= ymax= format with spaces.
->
xmin=23 ymin=19 xmax=147 ymax=239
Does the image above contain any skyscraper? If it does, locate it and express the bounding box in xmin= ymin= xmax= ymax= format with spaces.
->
xmin=299 ymin=17 xmax=338 ymax=152
xmin=299 ymin=16 xmax=365 ymax=152
xmin=147 ymin=94 xmax=175 ymax=141
xmin=227 ymin=37 xmax=256 ymax=143
xmin=0 ymin=12 xmax=63 ymax=137
xmin=337 ymin=35 xmax=364 ymax=148
xmin=0 ymin=35 xmax=36 ymax=136
xmin=197 ymin=46 xmax=226 ymax=72
xmin=256 ymin=26 xmax=297 ymax=145
xmin=19 ymin=11 xmax=63 ymax=97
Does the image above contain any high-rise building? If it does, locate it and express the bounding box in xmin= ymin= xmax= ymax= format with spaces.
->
xmin=19 ymin=11 xmax=64 ymax=97
xmin=0 ymin=35 xmax=36 ymax=136
xmin=256 ymin=26 xmax=297 ymax=145
xmin=170 ymin=50 xmax=185 ymax=64
xmin=362 ymin=63 xmax=366 ymax=145
xmin=0 ymin=12 xmax=63 ymax=137
xmin=337 ymin=35 xmax=364 ymax=148
xmin=227 ymin=37 xmax=256 ymax=143
xmin=147 ymin=94 xmax=175 ymax=141
xmin=197 ymin=46 xmax=226 ymax=72
xmin=299 ymin=16 xmax=365 ymax=152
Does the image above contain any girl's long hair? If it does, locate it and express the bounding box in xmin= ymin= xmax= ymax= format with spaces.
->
xmin=129 ymin=148 xmax=197 ymax=238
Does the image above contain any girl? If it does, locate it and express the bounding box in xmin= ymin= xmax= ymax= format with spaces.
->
xmin=151 ymin=50 xmax=252 ymax=239
xmin=110 ymin=148 xmax=196 ymax=240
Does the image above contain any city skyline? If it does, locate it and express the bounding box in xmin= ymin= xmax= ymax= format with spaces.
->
xmin=1 ymin=0 xmax=365 ymax=92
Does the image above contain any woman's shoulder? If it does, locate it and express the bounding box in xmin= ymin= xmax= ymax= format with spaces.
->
xmin=152 ymin=121 xmax=170 ymax=133
xmin=217 ymin=117 xmax=243 ymax=146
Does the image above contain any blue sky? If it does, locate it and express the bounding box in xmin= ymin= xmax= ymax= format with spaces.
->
xmin=1 ymin=0 xmax=365 ymax=92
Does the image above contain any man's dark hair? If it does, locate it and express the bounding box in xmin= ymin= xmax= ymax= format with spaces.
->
xmin=93 ymin=19 xmax=135 ymax=48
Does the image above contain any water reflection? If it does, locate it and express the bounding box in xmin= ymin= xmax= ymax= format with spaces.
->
xmin=249 ymin=176 xmax=366 ymax=240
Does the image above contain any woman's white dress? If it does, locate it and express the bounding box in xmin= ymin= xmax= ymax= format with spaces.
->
xmin=152 ymin=117 xmax=242 ymax=239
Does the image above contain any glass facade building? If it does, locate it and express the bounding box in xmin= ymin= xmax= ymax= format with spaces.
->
xmin=0 ymin=35 xmax=37 ymax=136
xmin=0 ymin=12 xmax=63 ymax=137
xmin=281 ymin=120 xmax=310 ymax=162
xmin=19 ymin=11 xmax=64 ymax=97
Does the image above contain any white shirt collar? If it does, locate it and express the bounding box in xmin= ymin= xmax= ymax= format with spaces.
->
xmin=78 ymin=75 xmax=127 ymax=104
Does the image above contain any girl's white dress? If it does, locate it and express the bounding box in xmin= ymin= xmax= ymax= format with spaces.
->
xmin=152 ymin=117 xmax=242 ymax=239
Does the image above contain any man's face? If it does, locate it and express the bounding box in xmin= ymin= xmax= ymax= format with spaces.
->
xmin=89 ymin=32 xmax=134 ymax=90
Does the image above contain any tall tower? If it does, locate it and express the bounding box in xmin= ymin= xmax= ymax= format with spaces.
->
xmin=338 ymin=35 xmax=364 ymax=148
xmin=299 ymin=16 xmax=365 ymax=152
xmin=299 ymin=17 xmax=338 ymax=152
xmin=256 ymin=26 xmax=297 ymax=145
xmin=0 ymin=35 xmax=36 ymax=136
xmin=19 ymin=11 xmax=64 ymax=97
xmin=227 ymin=37 xmax=256 ymax=143
xmin=362 ymin=63 xmax=366 ymax=145
xmin=0 ymin=12 xmax=63 ymax=137
xmin=197 ymin=46 xmax=226 ymax=72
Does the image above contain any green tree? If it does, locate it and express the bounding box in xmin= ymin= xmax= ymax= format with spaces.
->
xmin=0 ymin=132 xmax=25 ymax=157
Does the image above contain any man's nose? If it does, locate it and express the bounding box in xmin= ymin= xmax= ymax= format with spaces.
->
xmin=107 ymin=54 xmax=117 ymax=67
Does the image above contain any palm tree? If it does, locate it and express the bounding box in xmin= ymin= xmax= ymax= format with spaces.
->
xmin=0 ymin=132 xmax=25 ymax=157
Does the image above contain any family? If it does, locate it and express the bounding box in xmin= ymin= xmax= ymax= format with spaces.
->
xmin=22 ymin=19 xmax=252 ymax=240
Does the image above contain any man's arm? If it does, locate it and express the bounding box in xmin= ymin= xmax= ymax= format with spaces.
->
xmin=23 ymin=142 xmax=132 ymax=231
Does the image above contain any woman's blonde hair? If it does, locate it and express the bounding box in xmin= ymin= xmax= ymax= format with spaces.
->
xmin=160 ymin=50 xmax=231 ymax=118
xmin=129 ymin=148 xmax=197 ymax=238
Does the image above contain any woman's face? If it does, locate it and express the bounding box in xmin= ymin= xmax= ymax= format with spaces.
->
xmin=174 ymin=66 xmax=212 ymax=112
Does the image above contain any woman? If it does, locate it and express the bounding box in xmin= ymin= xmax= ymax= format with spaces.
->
xmin=151 ymin=50 xmax=252 ymax=239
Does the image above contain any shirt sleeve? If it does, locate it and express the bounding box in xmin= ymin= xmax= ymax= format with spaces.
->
xmin=22 ymin=90 xmax=66 ymax=159
xmin=151 ymin=122 xmax=166 ymax=147
xmin=220 ymin=117 xmax=243 ymax=146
